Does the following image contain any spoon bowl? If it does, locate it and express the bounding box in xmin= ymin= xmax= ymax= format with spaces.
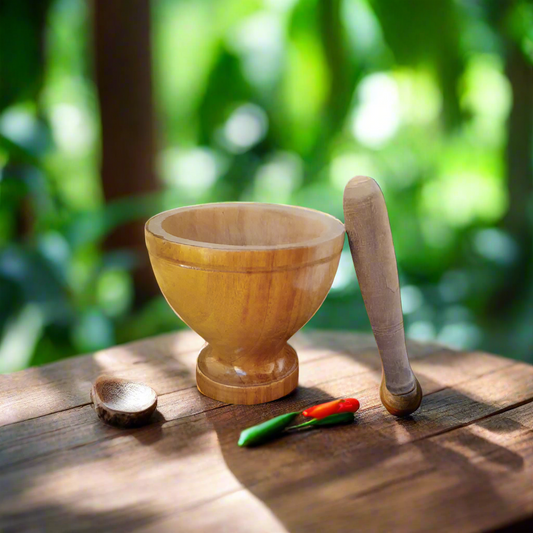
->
xmin=91 ymin=376 xmax=158 ymax=427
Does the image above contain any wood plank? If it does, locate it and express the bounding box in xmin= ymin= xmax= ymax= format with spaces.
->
xmin=0 ymin=331 xmax=203 ymax=426
xmin=3 ymin=389 xmax=533 ymax=533
xmin=0 ymin=328 xmax=475 ymax=427
xmin=1 ymin=330 xmax=532 ymax=533
xmin=0 ymin=336 xmax=512 ymax=470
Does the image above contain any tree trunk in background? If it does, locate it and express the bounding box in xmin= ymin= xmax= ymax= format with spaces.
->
xmin=93 ymin=0 xmax=159 ymax=300
xmin=492 ymin=34 xmax=533 ymax=314
xmin=504 ymin=44 xmax=533 ymax=250
xmin=306 ymin=0 xmax=358 ymax=183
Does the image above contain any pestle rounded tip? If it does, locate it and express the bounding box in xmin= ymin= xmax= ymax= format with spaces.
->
xmin=380 ymin=377 xmax=423 ymax=417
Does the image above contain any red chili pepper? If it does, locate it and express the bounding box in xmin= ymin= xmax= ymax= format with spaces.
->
xmin=302 ymin=399 xmax=342 ymax=419
xmin=336 ymin=398 xmax=360 ymax=415
xmin=302 ymin=398 xmax=360 ymax=419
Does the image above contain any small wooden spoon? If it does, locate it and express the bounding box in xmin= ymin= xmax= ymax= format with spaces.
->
xmin=91 ymin=376 xmax=158 ymax=428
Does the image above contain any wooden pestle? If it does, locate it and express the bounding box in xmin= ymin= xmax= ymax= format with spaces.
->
xmin=343 ymin=176 xmax=422 ymax=416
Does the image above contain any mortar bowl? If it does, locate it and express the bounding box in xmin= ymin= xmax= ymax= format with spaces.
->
xmin=145 ymin=203 xmax=345 ymax=405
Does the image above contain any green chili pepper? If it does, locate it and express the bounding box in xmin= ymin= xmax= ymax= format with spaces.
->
xmin=287 ymin=411 xmax=355 ymax=430
xmin=238 ymin=411 xmax=301 ymax=447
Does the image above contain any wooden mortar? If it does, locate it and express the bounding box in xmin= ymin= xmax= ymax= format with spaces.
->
xmin=145 ymin=203 xmax=345 ymax=405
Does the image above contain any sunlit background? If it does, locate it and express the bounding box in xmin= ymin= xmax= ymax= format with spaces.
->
xmin=1 ymin=0 xmax=533 ymax=372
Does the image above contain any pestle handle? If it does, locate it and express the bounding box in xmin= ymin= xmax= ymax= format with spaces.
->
xmin=343 ymin=176 xmax=422 ymax=417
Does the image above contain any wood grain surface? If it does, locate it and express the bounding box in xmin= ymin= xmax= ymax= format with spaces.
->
xmin=1 ymin=330 xmax=533 ymax=533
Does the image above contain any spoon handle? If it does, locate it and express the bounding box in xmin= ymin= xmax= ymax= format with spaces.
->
xmin=343 ymin=176 xmax=422 ymax=417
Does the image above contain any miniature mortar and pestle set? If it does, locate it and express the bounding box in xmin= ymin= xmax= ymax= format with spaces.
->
xmin=91 ymin=176 xmax=422 ymax=428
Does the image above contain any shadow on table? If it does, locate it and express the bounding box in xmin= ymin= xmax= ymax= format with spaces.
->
xmin=205 ymin=336 xmax=528 ymax=531
xmin=2 ymin=503 xmax=160 ymax=533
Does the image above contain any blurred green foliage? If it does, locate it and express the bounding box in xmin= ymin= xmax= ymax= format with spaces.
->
xmin=1 ymin=0 xmax=533 ymax=372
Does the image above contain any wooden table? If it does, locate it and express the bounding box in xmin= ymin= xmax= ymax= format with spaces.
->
xmin=2 ymin=330 xmax=533 ymax=532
